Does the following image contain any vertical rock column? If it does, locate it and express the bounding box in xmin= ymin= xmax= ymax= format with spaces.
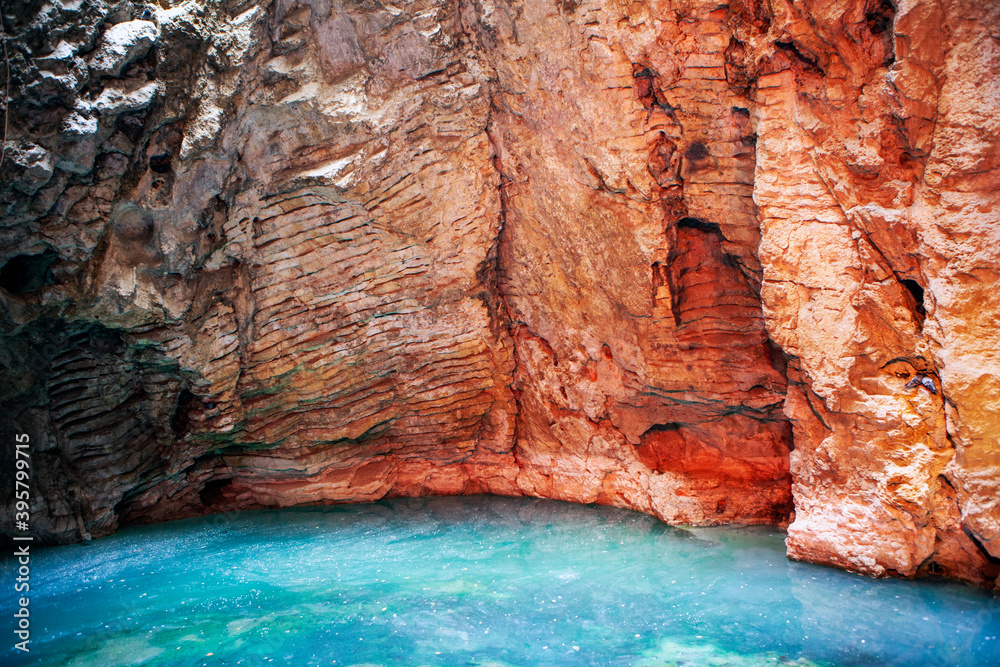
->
xmin=751 ymin=0 xmax=1000 ymax=585
xmin=477 ymin=0 xmax=793 ymax=524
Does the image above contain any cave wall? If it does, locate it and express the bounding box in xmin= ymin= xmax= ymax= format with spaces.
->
xmin=1 ymin=0 xmax=997 ymax=589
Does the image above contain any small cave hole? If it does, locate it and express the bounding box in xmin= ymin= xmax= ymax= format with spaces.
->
xmin=0 ymin=250 xmax=58 ymax=294
xmin=924 ymin=561 xmax=945 ymax=577
xmin=774 ymin=40 xmax=824 ymax=74
xmin=149 ymin=152 xmax=172 ymax=174
xmin=684 ymin=142 xmax=709 ymax=161
xmin=200 ymin=478 xmax=234 ymax=507
xmin=644 ymin=422 xmax=681 ymax=435
xmin=866 ymin=0 xmax=895 ymax=35
xmin=901 ymin=279 xmax=926 ymax=319
xmin=677 ymin=217 xmax=724 ymax=238
xmin=112 ymin=493 xmax=137 ymax=528
xmin=865 ymin=0 xmax=897 ymax=65
xmin=171 ymin=388 xmax=197 ymax=436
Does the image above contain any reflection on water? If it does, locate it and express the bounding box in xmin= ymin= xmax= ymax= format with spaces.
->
xmin=4 ymin=496 xmax=999 ymax=666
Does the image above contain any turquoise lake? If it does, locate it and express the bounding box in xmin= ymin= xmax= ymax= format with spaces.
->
xmin=4 ymin=496 xmax=1000 ymax=666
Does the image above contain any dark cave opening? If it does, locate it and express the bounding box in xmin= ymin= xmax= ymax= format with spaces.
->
xmin=643 ymin=422 xmax=682 ymax=435
xmin=865 ymin=0 xmax=897 ymax=65
xmin=901 ymin=278 xmax=926 ymax=320
xmin=684 ymin=142 xmax=710 ymax=162
xmin=774 ymin=40 xmax=824 ymax=74
xmin=677 ymin=216 xmax=724 ymax=238
xmin=866 ymin=0 xmax=895 ymax=34
xmin=200 ymin=478 xmax=234 ymax=507
xmin=0 ymin=249 xmax=57 ymax=294
xmin=149 ymin=152 xmax=173 ymax=173
xmin=171 ymin=388 xmax=198 ymax=437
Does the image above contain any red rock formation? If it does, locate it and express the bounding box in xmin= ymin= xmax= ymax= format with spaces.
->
xmin=749 ymin=0 xmax=1000 ymax=587
xmin=482 ymin=0 xmax=792 ymax=526
xmin=0 ymin=0 xmax=997 ymax=590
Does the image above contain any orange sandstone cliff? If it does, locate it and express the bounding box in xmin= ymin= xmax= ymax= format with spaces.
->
xmin=1 ymin=0 xmax=998 ymax=589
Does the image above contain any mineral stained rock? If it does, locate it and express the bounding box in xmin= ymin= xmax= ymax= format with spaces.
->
xmin=1 ymin=0 xmax=997 ymax=589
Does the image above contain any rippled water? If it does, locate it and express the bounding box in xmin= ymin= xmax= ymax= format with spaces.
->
xmin=4 ymin=496 xmax=999 ymax=666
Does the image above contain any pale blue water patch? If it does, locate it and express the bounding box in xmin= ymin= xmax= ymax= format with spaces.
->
xmin=3 ymin=496 xmax=999 ymax=666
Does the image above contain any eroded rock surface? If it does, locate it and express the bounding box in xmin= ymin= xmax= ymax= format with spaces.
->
xmin=0 ymin=0 xmax=997 ymax=589
xmin=750 ymin=0 xmax=1000 ymax=587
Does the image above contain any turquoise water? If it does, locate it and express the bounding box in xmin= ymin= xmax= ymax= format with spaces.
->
xmin=4 ymin=496 xmax=999 ymax=666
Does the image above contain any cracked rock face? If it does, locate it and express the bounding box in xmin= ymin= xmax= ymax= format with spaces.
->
xmin=1 ymin=0 xmax=998 ymax=589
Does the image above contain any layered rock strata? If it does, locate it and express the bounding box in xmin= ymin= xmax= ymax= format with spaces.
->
xmin=0 ymin=0 xmax=997 ymax=589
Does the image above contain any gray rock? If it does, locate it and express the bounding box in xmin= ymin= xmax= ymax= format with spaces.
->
xmin=3 ymin=141 xmax=55 ymax=195
xmin=89 ymin=20 xmax=159 ymax=77
xmin=92 ymin=81 xmax=164 ymax=116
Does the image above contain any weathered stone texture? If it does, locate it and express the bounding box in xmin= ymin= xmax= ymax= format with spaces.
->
xmin=481 ymin=0 xmax=792 ymax=525
xmin=750 ymin=0 xmax=1000 ymax=587
xmin=1 ymin=0 xmax=997 ymax=589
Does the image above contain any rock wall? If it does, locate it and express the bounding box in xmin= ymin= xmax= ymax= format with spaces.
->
xmin=751 ymin=0 xmax=1000 ymax=586
xmin=1 ymin=0 xmax=997 ymax=589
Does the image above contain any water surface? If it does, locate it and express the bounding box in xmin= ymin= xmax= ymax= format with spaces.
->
xmin=4 ymin=496 xmax=999 ymax=666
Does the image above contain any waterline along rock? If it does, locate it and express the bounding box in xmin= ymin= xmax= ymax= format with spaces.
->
xmin=1 ymin=0 xmax=997 ymax=589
